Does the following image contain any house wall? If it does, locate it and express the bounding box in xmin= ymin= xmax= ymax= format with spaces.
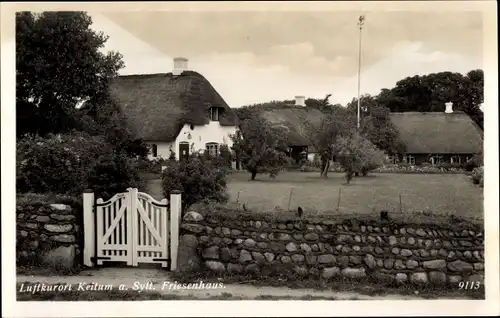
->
xmin=146 ymin=122 xmax=238 ymax=161
xmin=146 ymin=141 xmax=174 ymax=160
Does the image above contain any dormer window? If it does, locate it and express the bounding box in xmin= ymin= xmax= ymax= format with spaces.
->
xmin=210 ymin=107 xmax=220 ymax=121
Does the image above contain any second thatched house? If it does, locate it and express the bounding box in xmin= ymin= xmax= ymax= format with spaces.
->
xmin=107 ymin=57 xmax=239 ymax=160
xmin=257 ymin=96 xmax=324 ymax=163
xmin=389 ymin=102 xmax=483 ymax=165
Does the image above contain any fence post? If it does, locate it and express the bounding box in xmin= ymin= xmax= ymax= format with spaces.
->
xmin=83 ymin=190 xmax=95 ymax=267
xmin=170 ymin=190 xmax=182 ymax=271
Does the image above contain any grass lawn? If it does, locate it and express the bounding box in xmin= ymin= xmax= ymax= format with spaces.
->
xmin=146 ymin=171 xmax=483 ymax=220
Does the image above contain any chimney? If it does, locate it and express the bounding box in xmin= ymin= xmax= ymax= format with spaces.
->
xmin=445 ymin=101 xmax=453 ymax=114
xmin=172 ymin=57 xmax=188 ymax=76
xmin=295 ymin=95 xmax=306 ymax=107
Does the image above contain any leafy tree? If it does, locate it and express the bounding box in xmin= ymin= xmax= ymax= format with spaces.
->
xmin=16 ymin=11 xmax=124 ymax=137
xmin=77 ymin=92 xmax=148 ymax=157
xmin=230 ymin=112 xmax=290 ymax=180
xmin=334 ymin=134 xmax=387 ymax=183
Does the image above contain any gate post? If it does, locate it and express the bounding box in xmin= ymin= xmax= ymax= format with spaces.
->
xmin=83 ymin=190 xmax=95 ymax=267
xmin=169 ymin=190 xmax=182 ymax=271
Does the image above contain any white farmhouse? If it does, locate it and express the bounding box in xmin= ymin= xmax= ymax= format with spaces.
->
xmin=108 ymin=57 xmax=239 ymax=160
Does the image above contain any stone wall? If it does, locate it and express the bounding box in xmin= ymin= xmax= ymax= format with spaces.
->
xmin=179 ymin=207 xmax=484 ymax=286
xmin=17 ymin=197 xmax=82 ymax=272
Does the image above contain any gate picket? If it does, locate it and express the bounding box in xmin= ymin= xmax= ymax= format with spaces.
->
xmin=90 ymin=188 xmax=173 ymax=268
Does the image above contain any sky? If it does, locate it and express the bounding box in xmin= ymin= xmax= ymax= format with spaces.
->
xmin=89 ymin=10 xmax=483 ymax=107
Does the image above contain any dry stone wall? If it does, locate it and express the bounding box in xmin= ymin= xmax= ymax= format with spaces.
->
xmin=180 ymin=209 xmax=484 ymax=286
xmin=17 ymin=201 xmax=81 ymax=271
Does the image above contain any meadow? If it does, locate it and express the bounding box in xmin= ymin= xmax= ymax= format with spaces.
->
xmin=147 ymin=171 xmax=483 ymax=220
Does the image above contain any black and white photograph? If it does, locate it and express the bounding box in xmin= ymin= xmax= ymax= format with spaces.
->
xmin=2 ymin=1 xmax=499 ymax=317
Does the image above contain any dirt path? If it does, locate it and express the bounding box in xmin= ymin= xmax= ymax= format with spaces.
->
xmin=18 ymin=268 xmax=438 ymax=300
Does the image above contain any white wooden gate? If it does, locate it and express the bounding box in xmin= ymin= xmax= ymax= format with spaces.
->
xmin=83 ymin=188 xmax=182 ymax=270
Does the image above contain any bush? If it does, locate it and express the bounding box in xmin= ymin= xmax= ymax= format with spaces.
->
xmin=86 ymin=152 xmax=145 ymax=200
xmin=17 ymin=132 xmax=145 ymax=199
xmin=161 ymin=154 xmax=229 ymax=210
xmin=465 ymin=151 xmax=483 ymax=172
xmin=471 ymin=166 xmax=484 ymax=187
xmin=16 ymin=133 xmax=110 ymax=195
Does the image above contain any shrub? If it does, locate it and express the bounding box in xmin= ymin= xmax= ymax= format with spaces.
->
xmin=465 ymin=151 xmax=483 ymax=172
xmin=16 ymin=132 xmax=110 ymax=195
xmin=161 ymin=154 xmax=229 ymax=210
xmin=17 ymin=132 xmax=145 ymax=199
xmin=86 ymin=152 xmax=145 ymax=201
xmin=471 ymin=166 xmax=484 ymax=187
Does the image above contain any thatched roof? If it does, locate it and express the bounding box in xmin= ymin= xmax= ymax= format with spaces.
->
xmin=258 ymin=105 xmax=325 ymax=150
xmin=389 ymin=111 xmax=483 ymax=154
xmin=108 ymin=71 xmax=238 ymax=141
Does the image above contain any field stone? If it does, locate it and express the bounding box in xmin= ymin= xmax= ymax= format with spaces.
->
xmin=311 ymin=244 xmax=319 ymax=252
xmin=361 ymin=246 xmax=374 ymax=253
xmin=376 ymin=259 xmax=384 ymax=268
xmin=51 ymin=234 xmax=75 ymax=243
xmin=304 ymin=233 xmax=319 ymax=241
xmin=291 ymin=254 xmax=305 ymax=263
xmin=36 ymin=215 xmax=51 ymax=222
xmin=281 ymin=256 xmax=291 ymax=264
xmin=227 ymin=263 xmax=243 ymax=273
xmin=423 ymin=259 xmax=446 ymax=269
xmin=245 ymin=264 xmax=259 ymax=273
xmin=293 ymin=234 xmax=304 ymax=240
xmin=286 ymin=242 xmax=298 ymax=252
xmin=259 ymin=233 xmax=268 ymax=240
xmin=406 ymin=259 xmax=418 ymax=269
xmin=318 ymin=254 xmax=336 ymax=264
xmin=337 ymin=255 xmax=349 ymax=267
xmin=364 ymin=254 xmax=376 ymax=269
xmin=300 ymin=243 xmax=312 ymax=253
xmin=353 ymin=245 xmax=361 ymax=252
xmin=410 ymin=272 xmax=428 ymax=284
xmin=473 ymin=251 xmax=481 ymax=260
xmin=384 ymin=258 xmax=395 ymax=269
xmin=448 ymin=260 xmax=473 ymax=272
xmin=20 ymin=230 xmax=28 ymax=237
xmin=420 ymin=249 xmax=430 ymax=257
xmin=44 ymin=224 xmax=72 ymax=233
xmin=239 ymin=250 xmax=253 ymax=263
xmin=183 ymin=211 xmax=204 ymax=222
xmin=394 ymin=259 xmax=405 ymax=269
xmin=222 ymin=238 xmax=233 ymax=245
xmin=407 ymin=237 xmax=416 ymax=245
xmin=264 ymin=252 xmax=275 ymax=262
xmin=439 ymin=249 xmax=448 ymax=258
xmin=205 ymin=261 xmax=225 ymax=272
xmin=180 ymin=224 xmax=204 ymax=233
xmin=429 ymin=271 xmax=447 ymax=285
xmin=395 ymin=273 xmax=408 ymax=283
xmin=220 ymin=247 xmax=231 ymax=262
xmin=391 ymin=247 xmax=400 ymax=255
xmin=430 ymin=249 xmax=438 ymax=257
xmin=278 ymin=233 xmax=291 ymax=241
xmin=341 ymin=267 xmax=366 ymax=279
xmin=287 ymin=223 xmax=294 ymax=230
xmin=202 ymin=246 xmax=219 ymax=260
xmin=255 ymin=221 xmax=262 ymax=229
xmin=244 ymin=239 xmax=256 ymax=247
xmin=416 ymin=229 xmax=427 ymax=237
xmin=322 ymin=267 xmax=340 ymax=279
xmin=252 ymin=252 xmax=266 ymax=264
xmin=42 ymin=245 xmax=76 ymax=271
xmin=375 ymin=247 xmax=384 ymax=254
xmin=400 ymin=249 xmax=412 ymax=257
xmin=349 ymin=256 xmax=362 ymax=265
xmin=354 ymin=235 xmax=361 ymax=242
xmin=294 ymin=266 xmax=308 ymax=276
xmin=447 ymin=275 xmax=462 ymax=284
xmin=231 ymin=229 xmax=242 ymax=236
xmin=222 ymin=227 xmax=231 ymax=236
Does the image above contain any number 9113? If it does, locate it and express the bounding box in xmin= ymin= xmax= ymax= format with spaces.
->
xmin=458 ymin=281 xmax=481 ymax=290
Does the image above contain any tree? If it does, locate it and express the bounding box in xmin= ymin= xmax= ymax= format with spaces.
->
xmin=380 ymin=70 xmax=484 ymax=130
xmin=334 ymin=134 xmax=387 ymax=183
xmin=16 ymin=11 xmax=124 ymax=137
xmin=230 ymin=113 xmax=290 ymax=180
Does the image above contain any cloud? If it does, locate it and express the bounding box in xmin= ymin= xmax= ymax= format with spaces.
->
xmin=91 ymin=11 xmax=483 ymax=107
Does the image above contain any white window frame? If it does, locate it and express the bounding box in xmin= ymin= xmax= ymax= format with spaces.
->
xmin=206 ymin=142 xmax=219 ymax=156
xmin=406 ymin=155 xmax=415 ymax=165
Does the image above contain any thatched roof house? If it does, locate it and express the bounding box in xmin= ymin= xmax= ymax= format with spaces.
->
xmin=389 ymin=102 xmax=483 ymax=165
xmin=107 ymin=58 xmax=239 ymax=160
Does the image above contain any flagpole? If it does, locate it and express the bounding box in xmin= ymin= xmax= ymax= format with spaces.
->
xmin=357 ymin=15 xmax=365 ymax=131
